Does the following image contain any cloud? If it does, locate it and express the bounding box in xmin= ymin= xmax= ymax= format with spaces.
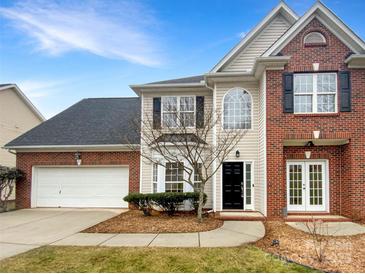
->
xmin=0 ymin=0 xmax=164 ymax=66
xmin=17 ymin=80 xmax=65 ymax=99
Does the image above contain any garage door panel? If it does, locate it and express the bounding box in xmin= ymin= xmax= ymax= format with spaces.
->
xmin=34 ymin=167 xmax=129 ymax=208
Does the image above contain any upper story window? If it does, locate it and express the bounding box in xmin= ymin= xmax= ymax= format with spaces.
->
xmin=223 ymin=88 xmax=252 ymax=129
xmin=304 ymin=32 xmax=326 ymax=46
xmin=162 ymin=96 xmax=195 ymax=128
xmin=294 ymin=73 xmax=337 ymax=113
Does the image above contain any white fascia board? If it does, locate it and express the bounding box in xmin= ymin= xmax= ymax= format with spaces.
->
xmin=130 ymin=83 xmax=206 ymax=96
xmin=345 ymin=54 xmax=365 ymax=68
xmin=263 ymin=2 xmax=365 ymax=57
xmin=3 ymin=144 xmax=140 ymax=151
xmin=0 ymin=84 xmax=46 ymax=121
xmin=210 ymin=2 xmax=298 ymax=73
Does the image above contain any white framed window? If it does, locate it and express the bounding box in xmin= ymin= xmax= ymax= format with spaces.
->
xmin=193 ymin=163 xmax=202 ymax=191
xmin=162 ymin=96 xmax=195 ymax=128
xmin=165 ymin=162 xmax=184 ymax=192
xmin=294 ymin=73 xmax=337 ymax=114
xmin=223 ymin=88 xmax=252 ymax=129
xmin=304 ymin=32 xmax=326 ymax=45
xmin=152 ymin=163 xmax=158 ymax=193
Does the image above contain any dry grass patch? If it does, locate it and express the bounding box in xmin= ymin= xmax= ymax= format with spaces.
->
xmin=0 ymin=245 xmax=317 ymax=273
xmin=255 ymin=221 xmax=365 ymax=273
xmin=83 ymin=210 xmax=223 ymax=233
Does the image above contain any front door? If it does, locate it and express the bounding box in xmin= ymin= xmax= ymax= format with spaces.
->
xmin=287 ymin=161 xmax=327 ymax=212
xmin=223 ymin=162 xmax=243 ymax=209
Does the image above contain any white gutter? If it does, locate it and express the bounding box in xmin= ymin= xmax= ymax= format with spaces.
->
xmin=3 ymin=144 xmax=140 ymax=150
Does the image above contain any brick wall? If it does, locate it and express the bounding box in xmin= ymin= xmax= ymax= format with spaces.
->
xmin=16 ymin=151 xmax=140 ymax=209
xmin=266 ymin=18 xmax=365 ymax=219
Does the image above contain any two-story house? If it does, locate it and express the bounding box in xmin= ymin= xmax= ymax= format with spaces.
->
xmin=5 ymin=1 xmax=365 ymax=220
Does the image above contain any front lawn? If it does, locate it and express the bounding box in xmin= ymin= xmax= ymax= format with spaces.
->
xmin=83 ymin=210 xmax=223 ymax=233
xmin=0 ymin=245 xmax=316 ymax=273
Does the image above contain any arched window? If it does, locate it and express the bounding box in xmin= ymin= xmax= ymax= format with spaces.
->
xmin=223 ymin=88 xmax=252 ymax=129
xmin=304 ymin=32 xmax=326 ymax=45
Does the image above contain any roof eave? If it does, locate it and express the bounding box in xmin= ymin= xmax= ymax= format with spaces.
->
xmin=3 ymin=144 xmax=140 ymax=152
xmin=345 ymin=54 xmax=365 ymax=68
xmin=130 ymin=82 xmax=206 ymax=95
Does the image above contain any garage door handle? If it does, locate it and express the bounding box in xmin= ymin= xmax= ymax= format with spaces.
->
xmin=59 ymin=190 xmax=61 ymax=194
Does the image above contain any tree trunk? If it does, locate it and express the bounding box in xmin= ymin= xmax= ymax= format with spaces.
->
xmin=197 ymin=189 xmax=205 ymax=222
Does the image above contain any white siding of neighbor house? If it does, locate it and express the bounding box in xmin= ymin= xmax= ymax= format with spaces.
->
xmin=214 ymin=81 xmax=260 ymax=211
xmin=140 ymin=90 xmax=214 ymax=208
xmin=222 ymin=14 xmax=291 ymax=72
xmin=257 ymin=72 xmax=267 ymax=215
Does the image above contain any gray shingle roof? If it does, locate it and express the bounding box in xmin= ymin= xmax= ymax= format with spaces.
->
xmin=146 ymin=75 xmax=204 ymax=85
xmin=5 ymin=97 xmax=141 ymax=147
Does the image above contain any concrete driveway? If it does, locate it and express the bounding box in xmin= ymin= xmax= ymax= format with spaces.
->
xmin=0 ymin=208 xmax=124 ymax=260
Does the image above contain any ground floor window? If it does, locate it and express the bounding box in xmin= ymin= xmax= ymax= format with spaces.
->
xmin=194 ymin=162 xmax=202 ymax=191
xmin=152 ymin=163 xmax=158 ymax=193
xmin=165 ymin=162 xmax=184 ymax=192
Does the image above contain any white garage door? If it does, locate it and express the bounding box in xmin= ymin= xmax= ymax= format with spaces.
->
xmin=33 ymin=166 xmax=129 ymax=208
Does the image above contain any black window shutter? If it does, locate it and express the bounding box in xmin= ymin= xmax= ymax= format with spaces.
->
xmin=153 ymin=97 xmax=161 ymax=129
xmin=196 ymin=96 xmax=204 ymax=128
xmin=283 ymin=72 xmax=294 ymax=113
xmin=339 ymin=71 xmax=351 ymax=112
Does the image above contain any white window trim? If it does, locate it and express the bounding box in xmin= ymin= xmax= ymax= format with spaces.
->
xmin=221 ymin=87 xmax=253 ymax=130
xmin=161 ymin=96 xmax=196 ymax=128
xmin=294 ymin=73 xmax=338 ymax=114
xmin=304 ymin=32 xmax=326 ymax=44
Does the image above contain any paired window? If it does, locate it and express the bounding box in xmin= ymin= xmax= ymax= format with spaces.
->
xmin=294 ymin=73 xmax=337 ymax=113
xmin=162 ymin=96 xmax=195 ymax=128
xmin=165 ymin=162 xmax=184 ymax=192
xmin=223 ymin=88 xmax=252 ymax=129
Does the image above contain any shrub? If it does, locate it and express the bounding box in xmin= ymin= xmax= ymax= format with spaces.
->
xmin=0 ymin=166 xmax=23 ymax=212
xmin=123 ymin=192 xmax=207 ymax=216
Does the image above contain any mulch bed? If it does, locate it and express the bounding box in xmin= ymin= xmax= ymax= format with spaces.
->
xmin=83 ymin=210 xmax=223 ymax=233
xmin=255 ymin=221 xmax=365 ymax=273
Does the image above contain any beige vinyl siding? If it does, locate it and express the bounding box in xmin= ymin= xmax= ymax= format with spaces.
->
xmin=140 ymin=90 xmax=214 ymax=208
xmin=222 ymin=14 xmax=291 ymax=72
xmin=257 ymin=72 xmax=267 ymax=215
xmin=214 ymin=81 xmax=260 ymax=211
xmin=0 ymin=88 xmax=43 ymax=167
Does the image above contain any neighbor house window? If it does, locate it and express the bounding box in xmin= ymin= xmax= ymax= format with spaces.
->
xmin=152 ymin=163 xmax=158 ymax=193
xmin=165 ymin=162 xmax=184 ymax=192
xmin=162 ymin=96 xmax=195 ymax=128
xmin=223 ymin=88 xmax=252 ymax=129
xmin=193 ymin=163 xmax=202 ymax=192
xmin=294 ymin=73 xmax=337 ymax=113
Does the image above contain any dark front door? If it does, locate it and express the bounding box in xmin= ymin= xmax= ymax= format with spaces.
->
xmin=223 ymin=162 xmax=243 ymax=209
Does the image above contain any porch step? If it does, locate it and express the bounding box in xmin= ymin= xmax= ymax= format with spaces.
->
xmin=285 ymin=215 xmax=351 ymax=222
xmin=216 ymin=211 xmax=265 ymax=221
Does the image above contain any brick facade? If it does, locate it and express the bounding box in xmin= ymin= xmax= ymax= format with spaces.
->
xmin=15 ymin=151 xmax=140 ymax=209
xmin=266 ymin=18 xmax=365 ymax=219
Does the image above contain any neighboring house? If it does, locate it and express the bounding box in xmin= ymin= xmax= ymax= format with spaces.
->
xmin=4 ymin=2 xmax=365 ymax=220
xmin=0 ymin=84 xmax=45 ymax=167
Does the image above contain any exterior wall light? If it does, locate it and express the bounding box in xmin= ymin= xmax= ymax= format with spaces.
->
xmin=313 ymin=130 xmax=320 ymax=139
xmin=305 ymin=151 xmax=311 ymax=159
xmin=75 ymin=151 xmax=82 ymax=166
xmin=235 ymin=150 xmax=240 ymax=158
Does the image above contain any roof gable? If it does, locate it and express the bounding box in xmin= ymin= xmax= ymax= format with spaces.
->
xmin=263 ymin=1 xmax=365 ymax=57
xmin=0 ymin=84 xmax=45 ymax=121
xmin=211 ymin=2 xmax=298 ymax=73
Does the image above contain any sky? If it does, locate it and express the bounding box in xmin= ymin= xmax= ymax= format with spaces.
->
xmin=0 ymin=0 xmax=364 ymax=119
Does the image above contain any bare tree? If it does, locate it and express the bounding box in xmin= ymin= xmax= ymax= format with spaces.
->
xmin=129 ymin=102 xmax=247 ymax=222
xmin=305 ymin=218 xmax=330 ymax=262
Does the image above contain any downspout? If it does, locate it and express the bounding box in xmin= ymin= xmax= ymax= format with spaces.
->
xmin=204 ymin=79 xmax=217 ymax=212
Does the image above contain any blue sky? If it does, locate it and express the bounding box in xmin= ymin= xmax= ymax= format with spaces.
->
xmin=0 ymin=0 xmax=364 ymax=118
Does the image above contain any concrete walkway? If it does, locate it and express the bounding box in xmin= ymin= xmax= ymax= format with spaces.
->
xmin=0 ymin=208 xmax=124 ymax=260
xmin=52 ymin=221 xmax=265 ymax=248
xmin=287 ymin=221 xmax=365 ymax=236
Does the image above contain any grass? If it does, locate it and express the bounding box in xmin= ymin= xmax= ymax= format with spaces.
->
xmin=0 ymin=245 xmax=317 ymax=273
